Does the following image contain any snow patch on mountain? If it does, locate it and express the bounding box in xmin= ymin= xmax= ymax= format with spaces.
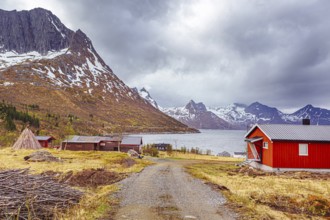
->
xmin=1 ymin=82 xmax=14 ymax=86
xmin=136 ymin=88 xmax=159 ymax=109
xmin=208 ymin=103 xmax=256 ymax=125
xmin=162 ymin=106 xmax=192 ymax=120
xmin=0 ymin=48 xmax=69 ymax=69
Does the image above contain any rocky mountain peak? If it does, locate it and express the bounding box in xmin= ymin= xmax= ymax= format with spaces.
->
xmin=185 ymin=100 xmax=207 ymax=113
xmin=0 ymin=8 xmax=196 ymax=134
xmin=302 ymin=104 xmax=314 ymax=110
xmin=0 ymin=8 xmax=73 ymax=54
xmin=246 ymin=102 xmax=278 ymax=113
xmin=136 ymin=87 xmax=159 ymax=109
xmin=70 ymin=30 xmax=93 ymax=52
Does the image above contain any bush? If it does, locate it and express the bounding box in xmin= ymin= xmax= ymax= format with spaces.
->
xmin=142 ymin=144 xmax=159 ymax=157
xmin=166 ymin=144 xmax=173 ymax=155
xmin=190 ymin=147 xmax=201 ymax=154
xmin=180 ymin=147 xmax=188 ymax=154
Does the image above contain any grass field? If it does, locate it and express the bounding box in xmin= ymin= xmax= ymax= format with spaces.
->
xmin=0 ymin=147 xmax=152 ymax=219
xmin=0 ymin=148 xmax=151 ymax=174
xmin=185 ymin=159 xmax=330 ymax=219
xmin=3 ymin=148 xmax=330 ymax=219
xmin=159 ymin=151 xmax=244 ymax=162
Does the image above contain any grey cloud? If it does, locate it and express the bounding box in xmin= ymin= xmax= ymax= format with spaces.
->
xmin=2 ymin=0 xmax=330 ymax=111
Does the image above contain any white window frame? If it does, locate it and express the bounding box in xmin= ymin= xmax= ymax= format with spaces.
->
xmin=263 ymin=142 xmax=268 ymax=149
xmin=299 ymin=143 xmax=308 ymax=156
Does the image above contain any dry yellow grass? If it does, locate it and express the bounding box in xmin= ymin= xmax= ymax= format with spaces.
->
xmin=55 ymin=185 xmax=119 ymax=220
xmin=186 ymin=161 xmax=330 ymax=219
xmin=0 ymin=147 xmax=152 ymax=219
xmin=0 ymin=147 xmax=151 ymax=174
xmin=159 ymin=151 xmax=244 ymax=162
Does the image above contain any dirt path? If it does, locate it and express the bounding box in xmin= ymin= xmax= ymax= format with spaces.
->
xmin=114 ymin=158 xmax=237 ymax=220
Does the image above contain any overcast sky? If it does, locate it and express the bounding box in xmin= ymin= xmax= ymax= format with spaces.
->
xmin=2 ymin=0 xmax=330 ymax=112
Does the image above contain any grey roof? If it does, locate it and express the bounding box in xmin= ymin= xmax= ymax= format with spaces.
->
xmin=234 ymin=152 xmax=246 ymax=155
xmin=35 ymin=136 xmax=55 ymax=141
xmin=65 ymin=136 xmax=113 ymax=143
xmin=245 ymin=124 xmax=330 ymax=142
xmin=121 ymin=136 xmax=143 ymax=145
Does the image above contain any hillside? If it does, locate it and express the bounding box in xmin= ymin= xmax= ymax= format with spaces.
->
xmin=0 ymin=8 xmax=196 ymax=141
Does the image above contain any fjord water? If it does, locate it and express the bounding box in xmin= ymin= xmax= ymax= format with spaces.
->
xmin=140 ymin=129 xmax=246 ymax=155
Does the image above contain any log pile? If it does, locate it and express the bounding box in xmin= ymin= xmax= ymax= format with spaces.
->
xmin=0 ymin=168 xmax=83 ymax=219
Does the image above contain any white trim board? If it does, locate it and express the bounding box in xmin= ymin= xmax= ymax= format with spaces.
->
xmin=249 ymin=161 xmax=330 ymax=173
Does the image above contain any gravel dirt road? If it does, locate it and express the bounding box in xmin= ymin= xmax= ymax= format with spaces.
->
xmin=114 ymin=158 xmax=237 ymax=220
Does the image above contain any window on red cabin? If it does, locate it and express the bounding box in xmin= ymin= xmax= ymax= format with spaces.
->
xmin=299 ymin=143 xmax=308 ymax=156
xmin=263 ymin=142 xmax=268 ymax=149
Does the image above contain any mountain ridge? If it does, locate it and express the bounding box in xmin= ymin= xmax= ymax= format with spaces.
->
xmin=136 ymin=88 xmax=330 ymax=130
xmin=0 ymin=8 xmax=197 ymax=137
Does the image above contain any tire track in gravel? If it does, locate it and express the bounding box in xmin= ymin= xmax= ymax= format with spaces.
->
xmin=114 ymin=158 xmax=237 ymax=220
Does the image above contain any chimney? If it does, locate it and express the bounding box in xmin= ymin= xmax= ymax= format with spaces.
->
xmin=302 ymin=118 xmax=310 ymax=125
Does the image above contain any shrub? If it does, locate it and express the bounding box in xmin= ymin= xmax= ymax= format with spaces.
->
xmin=166 ymin=144 xmax=173 ymax=155
xmin=142 ymin=144 xmax=159 ymax=157
xmin=180 ymin=147 xmax=188 ymax=154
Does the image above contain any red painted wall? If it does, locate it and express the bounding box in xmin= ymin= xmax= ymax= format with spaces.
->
xmin=273 ymin=141 xmax=330 ymax=168
xmin=247 ymin=127 xmax=273 ymax=167
xmin=62 ymin=143 xmax=96 ymax=151
xmin=120 ymin=145 xmax=140 ymax=153
xmin=38 ymin=140 xmax=48 ymax=148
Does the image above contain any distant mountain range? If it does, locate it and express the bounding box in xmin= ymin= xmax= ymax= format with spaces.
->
xmin=136 ymin=88 xmax=330 ymax=130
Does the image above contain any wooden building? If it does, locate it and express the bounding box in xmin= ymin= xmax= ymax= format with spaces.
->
xmin=61 ymin=135 xmax=142 ymax=152
xmin=153 ymin=143 xmax=171 ymax=151
xmin=245 ymin=124 xmax=330 ymax=171
xmin=61 ymin=136 xmax=113 ymax=151
xmin=120 ymin=136 xmax=143 ymax=153
xmin=99 ymin=136 xmax=122 ymax=151
xmin=35 ymin=136 xmax=56 ymax=148
xmin=217 ymin=151 xmax=231 ymax=157
xmin=233 ymin=152 xmax=246 ymax=158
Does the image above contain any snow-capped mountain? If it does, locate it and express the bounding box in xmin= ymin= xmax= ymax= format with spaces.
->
xmin=285 ymin=104 xmax=330 ymax=125
xmin=160 ymin=100 xmax=231 ymax=129
xmin=0 ymin=8 xmax=196 ymax=134
xmin=133 ymin=87 xmax=159 ymax=109
xmin=136 ymin=88 xmax=330 ymax=130
xmin=210 ymin=102 xmax=330 ymax=129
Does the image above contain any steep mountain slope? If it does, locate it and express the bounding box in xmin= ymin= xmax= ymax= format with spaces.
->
xmin=0 ymin=8 xmax=196 ymax=136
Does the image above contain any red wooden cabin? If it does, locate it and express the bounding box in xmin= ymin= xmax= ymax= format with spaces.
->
xmin=35 ymin=136 xmax=56 ymax=148
xmin=245 ymin=124 xmax=330 ymax=171
xmin=120 ymin=136 xmax=143 ymax=153
xmin=61 ymin=135 xmax=143 ymax=152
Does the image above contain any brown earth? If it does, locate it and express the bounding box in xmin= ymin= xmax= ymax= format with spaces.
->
xmin=114 ymin=158 xmax=238 ymax=220
xmin=67 ymin=168 xmax=126 ymax=188
xmin=41 ymin=168 xmax=126 ymax=188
